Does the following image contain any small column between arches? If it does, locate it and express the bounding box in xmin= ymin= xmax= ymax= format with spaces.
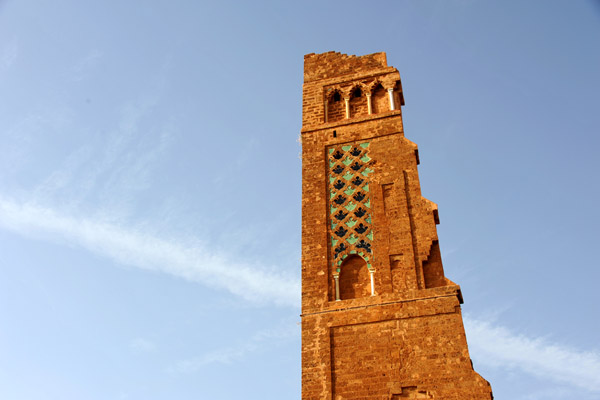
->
xmin=344 ymin=97 xmax=350 ymax=119
xmin=387 ymin=88 xmax=395 ymax=111
xmin=370 ymin=270 xmax=376 ymax=296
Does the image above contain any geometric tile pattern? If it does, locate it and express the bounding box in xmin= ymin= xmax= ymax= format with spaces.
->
xmin=327 ymin=142 xmax=374 ymax=274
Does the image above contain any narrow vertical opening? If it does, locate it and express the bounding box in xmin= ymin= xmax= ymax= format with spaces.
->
xmin=382 ymin=183 xmax=394 ymax=216
xmin=328 ymin=90 xmax=345 ymax=122
xmin=422 ymin=240 xmax=447 ymax=288
xmin=371 ymin=84 xmax=387 ymax=114
xmin=349 ymin=86 xmax=368 ymax=118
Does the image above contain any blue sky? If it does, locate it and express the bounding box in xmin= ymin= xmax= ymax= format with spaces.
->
xmin=0 ymin=1 xmax=599 ymax=399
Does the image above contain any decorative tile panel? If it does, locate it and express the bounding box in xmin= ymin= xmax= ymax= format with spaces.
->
xmin=327 ymin=142 xmax=374 ymax=273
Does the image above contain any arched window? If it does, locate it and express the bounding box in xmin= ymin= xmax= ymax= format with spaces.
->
xmin=338 ymin=255 xmax=370 ymax=300
xmin=349 ymin=86 xmax=368 ymax=118
xmin=328 ymin=90 xmax=345 ymax=122
xmin=371 ymin=83 xmax=387 ymax=114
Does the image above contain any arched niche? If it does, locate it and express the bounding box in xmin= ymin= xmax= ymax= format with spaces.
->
xmin=338 ymin=254 xmax=371 ymax=300
xmin=349 ymin=86 xmax=368 ymax=118
xmin=327 ymin=90 xmax=345 ymax=122
xmin=371 ymin=83 xmax=387 ymax=114
xmin=422 ymin=240 xmax=447 ymax=288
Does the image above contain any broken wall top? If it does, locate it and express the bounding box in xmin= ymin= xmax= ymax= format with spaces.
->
xmin=304 ymin=51 xmax=389 ymax=83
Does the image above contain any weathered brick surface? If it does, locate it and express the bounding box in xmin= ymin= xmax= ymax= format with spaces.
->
xmin=301 ymin=52 xmax=492 ymax=399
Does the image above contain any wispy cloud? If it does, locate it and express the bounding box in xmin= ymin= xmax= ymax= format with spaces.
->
xmin=0 ymin=196 xmax=300 ymax=307
xmin=464 ymin=315 xmax=600 ymax=393
xmin=130 ymin=337 xmax=157 ymax=353
xmin=71 ymin=49 xmax=102 ymax=82
xmin=1 ymin=37 xmax=18 ymax=71
xmin=169 ymin=347 xmax=247 ymax=373
xmin=167 ymin=318 xmax=298 ymax=373
xmin=1 ymin=195 xmax=599 ymax=392
xmin=31 ymin=95 xmax=169 ymax=215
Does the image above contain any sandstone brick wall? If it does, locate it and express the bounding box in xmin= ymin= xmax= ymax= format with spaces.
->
xmin=300 ymin=52 xmax=492 ymax=399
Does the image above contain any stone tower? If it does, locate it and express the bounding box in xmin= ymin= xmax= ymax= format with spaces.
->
xmin=300 ymin=52 xmax=493 ymax=400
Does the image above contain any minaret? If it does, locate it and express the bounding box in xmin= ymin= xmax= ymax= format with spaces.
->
xmin=300 ymin=52 xmax=493 ymax=400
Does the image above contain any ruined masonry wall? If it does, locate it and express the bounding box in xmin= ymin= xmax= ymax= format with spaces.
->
xmin=300 ymin=51 xmax=492 ymax=400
